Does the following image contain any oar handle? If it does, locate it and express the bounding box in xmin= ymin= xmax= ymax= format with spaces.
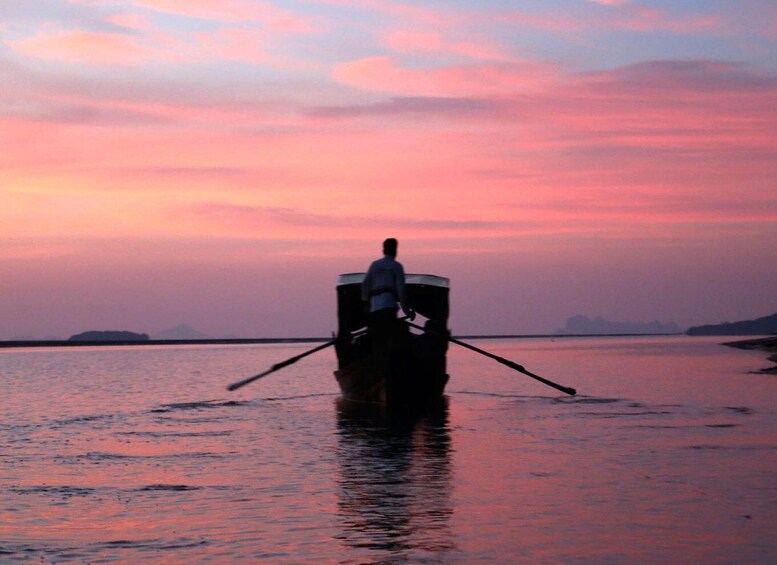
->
xmin=227 ymin=319 xmax=399 ymax=392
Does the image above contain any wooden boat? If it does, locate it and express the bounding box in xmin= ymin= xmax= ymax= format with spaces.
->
xmin=227 ymin=272 xmax=574 ymax=399
xmin=334 ymin=273 xmax=451 ymax=411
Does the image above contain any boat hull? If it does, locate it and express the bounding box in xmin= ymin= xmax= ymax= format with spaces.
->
xmin=334 ymin=326 xmax=449 ymax=412
xmin=334 ymin=272 xmax=451 ymax=412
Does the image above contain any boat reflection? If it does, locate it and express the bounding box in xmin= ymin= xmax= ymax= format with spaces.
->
xmin=334 ymin=396 xmax=455 ymax=561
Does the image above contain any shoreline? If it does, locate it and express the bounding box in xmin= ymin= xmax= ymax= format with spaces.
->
xmin=0 ymin=332 xmax=686 ymax=349
xmin=0 ymin=337 xmax=328 ymax=349
xmin=723 ymin=336 xmax=777 ymax=374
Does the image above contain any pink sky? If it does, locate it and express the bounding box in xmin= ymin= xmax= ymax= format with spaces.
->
xmin=2 ymin=0 xmax=777 ymax=338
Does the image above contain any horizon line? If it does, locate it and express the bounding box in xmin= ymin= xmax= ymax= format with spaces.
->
xmin=0 ymin=332 xmax=693 ymax=349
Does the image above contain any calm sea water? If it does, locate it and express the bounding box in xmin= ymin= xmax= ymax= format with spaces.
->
xmin=1 ymin=336 xmax=775 ymax=564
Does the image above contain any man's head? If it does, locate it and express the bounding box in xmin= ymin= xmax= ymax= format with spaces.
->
xmin=383 ymin=238 xmax=398 ymax=257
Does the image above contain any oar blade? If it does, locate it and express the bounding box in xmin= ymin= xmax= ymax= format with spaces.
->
xmin=226 ymin=368 xmax=273 ymax=391
xmin=404 ymin=319 xmax=577 ymax=396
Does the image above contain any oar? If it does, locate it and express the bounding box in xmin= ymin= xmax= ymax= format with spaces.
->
xmin=405 ymin=320 xmax=576 ymax=396
xmin=226 ymin=339 xmax=335 ymax=391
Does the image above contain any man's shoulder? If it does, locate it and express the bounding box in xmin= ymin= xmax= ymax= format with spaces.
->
xmin=368 ymin=256 xmax=404 ymax=272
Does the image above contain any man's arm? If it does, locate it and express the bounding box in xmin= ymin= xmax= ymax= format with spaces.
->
xmin=395 ymin=263 xmax=413 ymax=317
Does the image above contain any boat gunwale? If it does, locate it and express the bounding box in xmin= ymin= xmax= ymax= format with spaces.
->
xmin=337 ymin=272 xmax=450 ymax=288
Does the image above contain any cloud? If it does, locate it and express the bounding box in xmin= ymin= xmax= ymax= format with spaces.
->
xmin=495 ymin=3 xmax=721 ymax=34
xmin=5 ymin=24 xmax=276 ymax=67
xmin=614 ymin=5 xmax=721 ymax=33
xmin=309 ymin=96 xmax=501 ymax=119
xmin=332 ymin=56 xmax=558 ymax=97
xmin=15 ymin=102 xmax=175 ymax=125
xmin=588 ymin=0 xmax=629 ymax=4
xmin=593 ymin=59 xmax=777 ymax=92
xmin=381 ymin=28 xmax=506 ymax=60
xmin=107 ymin=12 xmax=153 ymax=32
xmin=564 ymin=60 xmax=777 ymax=146
xmin=6 ymin=27 xmax=177 ymax=66
xmin=518 ymin=195 xmax=777 ymax=226
xmin=133 ymin=0 xmax=316 ymax=32
xmin=192 ymin=27 xmax=269 ymax=64
xmin=188 ymin=203 xmax=508 ymax=233
xmin=322 ymin=58 xmax=777 ymax=155
xmin=4 ymin=0 xmax=318 ymax=68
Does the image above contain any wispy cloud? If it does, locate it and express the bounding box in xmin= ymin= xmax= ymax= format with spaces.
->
xmin=134 ymin=0 xmax=316 ymax=32
xmin=381 ymin=28 xmax=507 ymax=60
xmin=613 ymin=5 xmax=721 ymax=33
xmin=7 ymin=27 xmax=178 ymax=66
xmin=494 ymin=3 xmax=722 ymax=35
xmin=188 ymin=203 xmax=509 ymax=233
xmin=309 ymin=96 xmax=501 ymax=118
xmin=332 ymin=56 xmax=558 ymax=96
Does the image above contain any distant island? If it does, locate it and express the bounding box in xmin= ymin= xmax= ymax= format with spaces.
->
xmin=555 ymin=315 xmax=681 ymax=336
xmin=68 ymin=331 xmax=150 ymax=342
xmin=687 ymin=313 xmax=777 ymax=336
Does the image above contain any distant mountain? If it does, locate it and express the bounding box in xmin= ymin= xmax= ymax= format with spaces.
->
xmin=69 ymin=330 xmax=149 ymax=342
xmin=687 ymin=313 xmax=777 ymax=336
xmin=556 ymin=315 xmax=681 ymax=336
xmin=153 ymin=324 xmax=210 ymax=340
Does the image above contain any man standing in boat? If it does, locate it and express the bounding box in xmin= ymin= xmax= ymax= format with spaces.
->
xmin=362 ymin=238 xmax=415 ymax=347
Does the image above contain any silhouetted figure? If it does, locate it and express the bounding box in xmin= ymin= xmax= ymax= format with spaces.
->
xmin=362 ymin=238 xmax=415 ymax=349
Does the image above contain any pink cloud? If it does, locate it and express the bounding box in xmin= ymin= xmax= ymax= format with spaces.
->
xmin=3 ymin=35 xmax=776 ymax=266
xmin=332 ymin=56 xmax=558 ymax=96
xmin=615 ymin=5 xmax=721 ymax=33
xmin=319 ymin=57 xmax=777 ymax=241
xmin=193 ymin=27 xmax=268 ymax=64
xmin=188 ymin=203 xmax=508 ymax=235
xmin=496 ymin=3 xmax=721 ymax=34
xmin=518 ymin=195 xmax=777 ymax=228
xmin=107 ymin=12 xmax=153 ymax=31
xmin=135 ymin=0 xmax=316 ymax=32
xmin=588 ymin=0 xmax=630 ymax=5
xmin=382 ymin=29 xmax=507 ymax=59
xmin=314 ymin=0 xmax=463 ymax=26
xmin=6 ymin=24 xmax=294 ymax=68
xmin=6 ymin=28 xmax=177 ymax=66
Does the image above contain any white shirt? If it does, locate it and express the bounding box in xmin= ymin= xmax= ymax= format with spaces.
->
xmin=361 ymin=255 xmax=409 ymax=313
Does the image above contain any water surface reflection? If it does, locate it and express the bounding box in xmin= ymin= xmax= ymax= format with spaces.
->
xmin=335 ymin=398 xmax=455 ymax=562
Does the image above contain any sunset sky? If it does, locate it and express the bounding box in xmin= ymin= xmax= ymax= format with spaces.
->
xmin=2 ymin=0 xmax=776 ymax=339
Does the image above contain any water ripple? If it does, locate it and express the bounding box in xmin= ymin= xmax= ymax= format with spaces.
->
xmin=116 ymin=430 xmax=233 ymax=438
xmin=150 ymin=399 xmax=250 ymax=413
xmin=8 ymin=485 xmax=96 ymax=498
xmin=137 ymin=484 xmax=203 ymax=492
xmin=54 ymin=450 xmax=230 ymax=463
